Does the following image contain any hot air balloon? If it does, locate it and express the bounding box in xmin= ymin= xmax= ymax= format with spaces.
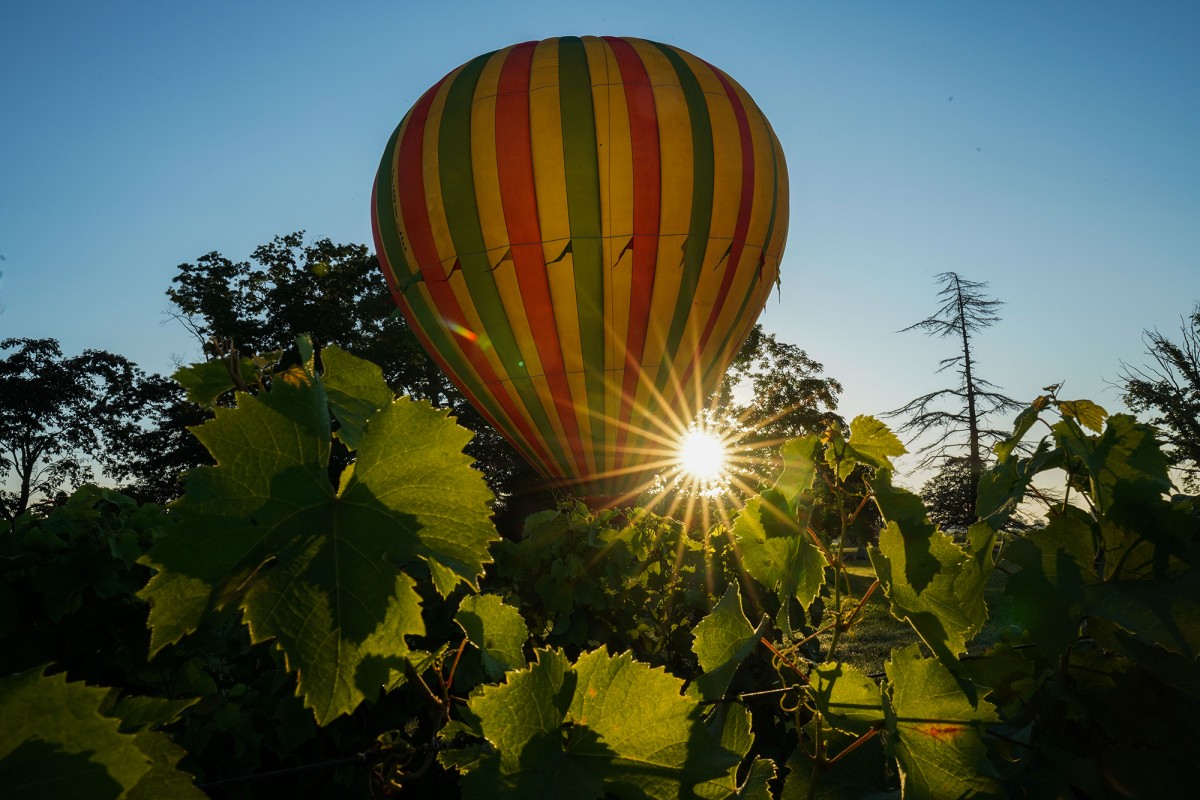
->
xmin=371 ymin=36 xmax=788 ymax=500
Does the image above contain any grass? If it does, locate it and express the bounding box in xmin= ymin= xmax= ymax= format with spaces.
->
xmin=814 ymin=562 xmax=1012 ymax=675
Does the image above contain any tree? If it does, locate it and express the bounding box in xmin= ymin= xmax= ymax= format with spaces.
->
xmin=887 ymin=272 xmax=1022 ymax=520
xmin=103 ymin=375 xmax=211 ymax=505
xmin=917 ymin=457 xmax=977 ymax=531
xmin=717 ymin=324 xmax=844 ymax=447
xmin=0 ymin=339 xmax=148 ymax=523
xmin=1119 ymin=303 xmax=1200 ymax=492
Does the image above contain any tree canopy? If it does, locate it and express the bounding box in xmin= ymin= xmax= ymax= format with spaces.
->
xmin=0 ymin=339 xmax=149 ymax=523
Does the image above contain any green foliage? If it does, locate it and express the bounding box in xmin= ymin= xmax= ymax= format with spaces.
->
xmin=9 ymin=339 xmax=1200 ymax=799
xmin=139 ymin=341 xmax=497 ymax=723
xmin=0 ymin=667 xmax=204 ymax=798
xmin=490 ymin=501 xmax=735 ymax=672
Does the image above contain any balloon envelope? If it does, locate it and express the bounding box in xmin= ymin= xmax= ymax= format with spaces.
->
xmin=372 ymin=36 xmax=788 ymax=497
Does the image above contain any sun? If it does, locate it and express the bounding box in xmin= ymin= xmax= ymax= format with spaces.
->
xmin=676 ymin=428 xmax=729 ymax=484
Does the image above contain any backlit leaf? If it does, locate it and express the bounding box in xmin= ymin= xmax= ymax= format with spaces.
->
xmin=1057 ymin=399 xmax=1107 ymax=434
xmin=139 ymin=359 xmax=496 ymax=723
xmin=781 ymin=722 xmax=895 ymax=799
xmin=691 ymin=585 xmax=768 ymax=702
xmin=811 ymin=662 xmax=885 ymax=736
xmin=828 ymin=416 xmax=906 ymax=480
xmin=774 ymin=435 xmax=822 ymax=511
xmin=885 ymin=645 xmax=1001 ymax=799
xmin=1004 ymin=511 xmax=1095 ymax=662
xmin=461 ymin=647 xmax=737 ymax=800
xmin=172 ymin=357 xmax=257 ymax=408
xmin=456 ymin=594 xmax=529 ymax=680
xmin=869 ymin=518 xmax=989 ymax=673
xmin=321 ymin=344 xmax=393 ymax=450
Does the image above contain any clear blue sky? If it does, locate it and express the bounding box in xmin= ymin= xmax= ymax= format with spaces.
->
xmin=3 ymin=1 xmax=1197 ymax=476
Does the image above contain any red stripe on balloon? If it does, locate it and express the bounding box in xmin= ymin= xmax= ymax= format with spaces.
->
xmin=494 ymin=42 xmax=589 ymax=477
xmin=395 ymin=75 xmax=559 ymax=472
xmin=679 ymin=65 xmax=757 ymax=389
xmin=604 ymin=36 xmax=661 ymax=470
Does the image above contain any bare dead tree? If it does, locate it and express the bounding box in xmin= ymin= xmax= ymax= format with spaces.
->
xmin=887 ymin=272 xmax=1022 ymax=489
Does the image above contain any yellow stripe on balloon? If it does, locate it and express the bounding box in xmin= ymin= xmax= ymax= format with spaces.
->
xmin=470 ymin=48 xmax=511 ymax=272
xmin=469 ymin=49 xmax=569 ymax=458
xmin=586 ymin=37 xmax=639 ymax=476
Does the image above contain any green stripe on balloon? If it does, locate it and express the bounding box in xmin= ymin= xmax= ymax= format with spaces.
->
xmin=558 ymin=36 xmax=607 ymax=473
xmin=652 ymin=42 xmax=715 ymax=412
xmin=438 ymin=51 xmax=570 ymax=473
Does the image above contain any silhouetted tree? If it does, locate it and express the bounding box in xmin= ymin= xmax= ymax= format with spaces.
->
xmin=887 ymin=272 xmax=1022 ymax=522
xmin=0 ymin=339 xmax=149 ymax=523
xmin=918 ymin=457 xmax=977 ymax=531
xmin=1120 ymin=303 xmax=1200 ymax=491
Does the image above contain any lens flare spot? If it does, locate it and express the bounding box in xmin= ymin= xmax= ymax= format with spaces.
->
xmin=677 ymin=429 xmax=728 ymax=483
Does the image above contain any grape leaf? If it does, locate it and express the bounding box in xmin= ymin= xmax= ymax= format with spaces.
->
xmin=869 ymin=519 xmax=988 ymax=673
xmin=690 ymin=585 xmax=768 ymax=702
xmin=774 ymin=435 xmax=821 ymax=511
xmin=1083 ymin=568 xmax=1200 ymax=659
xmin=125 ymin=730 xmax=207 ymax=800
xmin=734 ymin=490 xmax=828 ymax=612
xmin=103 ymin=694 xmax=199 ymax=732
xmin=1057 ymin=399 xmax=1107 ymax=434
xmin=455 ymin=594 xmax=529 ymax=680
xmin=811 ymin=662 xmax=885 ymax=736
xmin=976 ymin=439 xmax=1060 ymax=530
xmin=172 ymin=357 xmax=256 ymax=408
xmin=827 ymin=416 xmax=906 ymax=480
xmin=321 ymin=345 xmax=393 ymax=450
xmin=462 ymin=647 xmax=738 ymax=799
xmin=885 ymin=645 xmax=1001 ymax=799
xmin=735 ymin=758 xmax=778 ymax=799
xmin=0 ymin=668 xmax=151 ymax=797
xmin=695 ymin=704 xmax=777 ymax=799
xmin=140 ymin=360 xmax=496 ymax=723
xmin=1054 ymin=414 xmax=1171 ymax=514
xmin=993 ymin=398 xmax=1045 ymax=461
